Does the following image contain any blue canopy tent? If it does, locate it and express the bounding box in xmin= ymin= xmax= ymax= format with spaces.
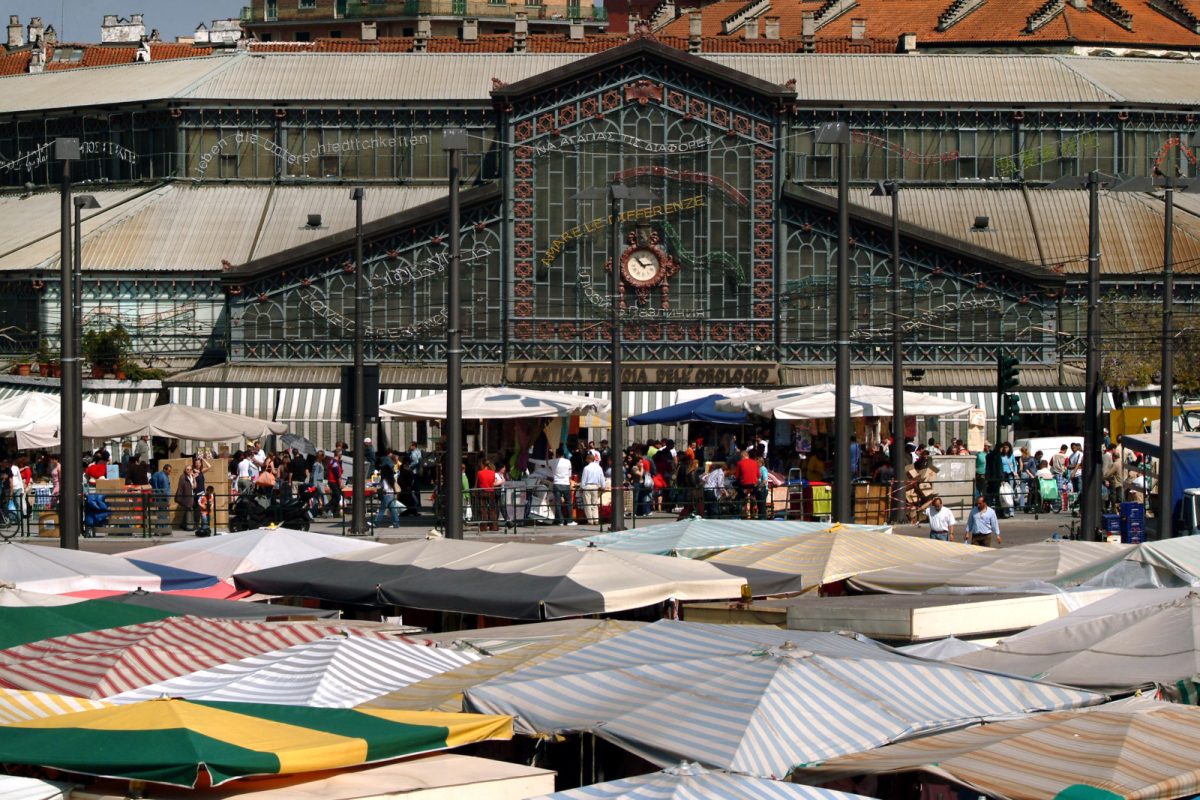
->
xmin=627 ymin=394 xmax=748 ymax=426
xmin=1120 ymin=431 xmax=1200 ymax=530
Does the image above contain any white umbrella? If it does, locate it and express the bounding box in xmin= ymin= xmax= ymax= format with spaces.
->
xmin=82 ymin=403 xmax=286 ymax=442
xmin=464 ymin=619 xmax=1104 ymax=778
xmin=0 ymin=542 xmax=217 ymax=595
xmin=122 ymin=527 xmax=386 ymax=582
xmin=379 ymin=387 xmax=609 ymax=420
xmin=0 ymin=414 xmax=34 ymax=436
xmin=0 ymin=394 xmax=124 ymax=450
xmin=532 ymin=761 xmax=872 ymax=799
xmin=718 ymin=384 xmax=974 ymax=420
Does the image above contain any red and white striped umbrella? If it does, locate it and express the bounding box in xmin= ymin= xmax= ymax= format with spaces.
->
xmin=0 ymin=616 xmax=395 ymax=700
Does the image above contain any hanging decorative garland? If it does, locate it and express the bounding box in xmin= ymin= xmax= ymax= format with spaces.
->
xmin=660 ymin=220 xmax=745 ymax=285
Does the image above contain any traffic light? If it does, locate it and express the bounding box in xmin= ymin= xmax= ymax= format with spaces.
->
xmin=1000 ymin=392 xmax=1022 ymax=427
xmin=998 ymin=353 xmax=1019 ymax=393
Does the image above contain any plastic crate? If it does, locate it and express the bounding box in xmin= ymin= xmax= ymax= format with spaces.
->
xmin=1101 ymin=513 xmax=1121 ymax=535
xmin=1120 ymin=501 xmax=1145 ymax=523
xmin=1122 ymin=519 xmax=1144 ymax=544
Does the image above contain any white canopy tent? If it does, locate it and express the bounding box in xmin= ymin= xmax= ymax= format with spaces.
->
xmin=0 ymin=393 xmax=125 ymax=450
xmin=81 ymin=403 xmax=287 ymax=443
xmin=379 ymin=387 xmax=609 ymax=421
xmin=717 ymin=384 xmax=975 ymax=420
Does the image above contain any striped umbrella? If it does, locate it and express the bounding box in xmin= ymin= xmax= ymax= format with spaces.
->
xmin=0 ymin=698 xmax=512 ymax=787
xmin=0 ymin=616 xmax=395 ymax=699
xmin=849 ymin=540 xmax=1133 ymax=594
xmin=533 ymin=762 xmax=871 ymax=799
xmin=464 ymin=619 xmax=1105 ymax=779
xmin=795 ymin=697 xmax=1200 ymax=800
xmin=0 ymin=688 xmax=111 ymax=725
xmin=558 ymin=520 xmax=892 ymax=558
xmin=108 ymin=636 xmax=482 ymax=707
xmin=364 ymin=620 xmax=643 ymax=713
xmin=707 ymin=527 xmax=980 ymax=592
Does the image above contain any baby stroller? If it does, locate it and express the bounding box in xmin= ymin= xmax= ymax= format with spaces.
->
xmin=1036 ymin=476 xmax=1071 ymax=514
xmin=84 ymin=493 xmax=110 ymax=538
xmin=230 ymin=486 xmax=314 ymax=532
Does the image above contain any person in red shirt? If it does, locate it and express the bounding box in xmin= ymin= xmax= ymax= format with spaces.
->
xmin=734 ymin=450 xmax=760 ymax=519
xmin=84 ymin=456 xmax=108 ymax=482
xmin=476 ymin=459 xmax=498 ymax=532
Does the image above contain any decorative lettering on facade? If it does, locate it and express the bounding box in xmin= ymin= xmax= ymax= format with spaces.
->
xmin=995 ymin=131 xmax=1099 ymax=179
xmin=851 ymin=131 xmax=959 ymax=165
xmin=307 ymin=299 xmax=448 ymax=339
xmin=196 ymin=131 xmax=429 ymax=177
xmin=504 ymin=362 xmax=779 ymax=386
xmin=528 ymin=132 xmax=712 ymax=158
xmin=541 ymin=194 xmax=705 ymax=267
xmin=850 ymin=297 xmax=1003 ymax=341
xmin=371 ymin=240 xmax=491 ymax=289
xmin=0 ymin=140 xmax=138 ymax=174
xmin=610 ymin=166 xmax=749 ymax=206
xmin=576 ymin=268 xmax=705 ymax=318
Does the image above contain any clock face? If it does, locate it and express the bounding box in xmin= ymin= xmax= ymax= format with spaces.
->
xmin=623 ymin=248 xmax=661 ymax=285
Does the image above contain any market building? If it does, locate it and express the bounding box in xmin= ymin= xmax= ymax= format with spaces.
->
xmin=1 ymin=33 xmax=1199 ymax=446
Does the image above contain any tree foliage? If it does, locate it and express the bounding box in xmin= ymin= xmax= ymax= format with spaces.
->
xmin=1099 ymin=296 xmax=1200 ymax=393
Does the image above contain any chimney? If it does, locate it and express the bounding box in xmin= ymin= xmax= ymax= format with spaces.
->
xmin=194 ymin=22 xmax=210 ymax=43
xmin=102 ymin=14 xmax=118 ymax=26
xmin=1068 ymin=0 xmax=1086 ymax=7
xmin=851 ymin=18 xmax=866 ymax=39
xmin=27 ymin=16 xmax=42 ymax=45
xmin=7 ymin=15 xmax=22 ymax=48
xmin=569 ymin=19 xmax=584 ymax=39
xmin=461 ymin=17 xmax=478 ymax=41
xmin=897 ymin=31 xmax=916 ymax=52
xmin=360 ymin=21 xmax=377 ymax=40
xmin=415 ymin=14 xmax=431 ymax=50
xmin=763 ymin=17 xmax=779 ymax=39
xmin=688 ymin=9 xmax=702 ymax=53
xmin=28 ymin=44 xmax=44 ymax=73
xmin=136 ymin=39 xmax=151 ymax=61
xmin=628 ymin=12 xmax=639 ymax=35
xmin=148 ymin=27 xmax=161 ymax=42
xmin=744 ymin=18 xmax=758 ymax=38
xmin=132 ymin=13 xmax=144 ymax=25
xmin=801 ymin=12 xmax=815 ymax=37
xmin=42 ymin=24 xmax=56 ymax=46
xmin=514 ymin=11 xmax=528 ymax=51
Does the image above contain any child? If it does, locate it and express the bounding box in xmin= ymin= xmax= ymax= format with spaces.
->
xmin=197 ymin=485 xmax=215 ymax=536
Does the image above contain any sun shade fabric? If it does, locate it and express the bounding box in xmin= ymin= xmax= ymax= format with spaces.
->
xmin=717 ymin=384 xmax=975 ymax=420
xmin=0 ymin=688 xmax=112 ymax=725
xmin=708 ymin=527 xmax=980 ymax=592
xmin=463 ymin=619 xmax=1105 ymax=779
xmin=848 ymin=540 xmax=1134 ymax=594
xmin=0 ymin=775 xmax=73 ymax=800
xmin=379 ymin=386 xmax=609 ymax=420
xmin=795 ymin=697 xmax=1200 ymax=800
xmin=0 ymin=393 xmax=127 ymax=450
xmin=0 ymin=615 xmax=394 ymax=699
xmin=897 ymin=637 xmax=988 ymax=661
xmin=627 ymin=394 xmax=748 ymax=426
xmin=101 ymin=591 xmax=340 ymax=620
xmin=0 ymin=599 xmax=174 ymax=649
xmin=0 ymin=542 xmax=220 ymax=595
xmin=949 ymin=589 xmax=1200 ymax=693
xmin=123 ymin=527 xmax=386 ymax=581
xmin=82 ymin=403 xmax=288 ymax=442
xmin=0 ymin=698 xmax=512 ymax=788
xmin=534 ymin=762 xmax=871 ymax=799
xmin=108 ymin=636 xmax=481 ymax=707
xmin=558 ymin=519 xmax=891 ymax=558
xmin=364 ymin=620 xmax=643 ymax=713
xmin=234 ymin=538 xmax=752 ymax=620
xmin=1084 ymin=536 xmax=1200 ymax=588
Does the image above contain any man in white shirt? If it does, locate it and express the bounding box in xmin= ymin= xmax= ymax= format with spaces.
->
xmin=702 ymin=465 xmax=726 ymax=518
xmin=550 ymin=447 xmax=575 ymax=526
xmin=9 ymin=460 xmax=25 ymax=519
xmin=925 ymin=496 xmax=955 ymax=541
xmin=579 ymin=452 xmax=605 ymax=525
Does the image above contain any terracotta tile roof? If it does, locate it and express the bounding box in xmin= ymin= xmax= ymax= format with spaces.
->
xmin=428 ymin=34 xmax=514 ymax=51
xmin=527 ymin=34 xmax=628 ymax=51
xmin=0 ymin=49 xmax=31 ymax=76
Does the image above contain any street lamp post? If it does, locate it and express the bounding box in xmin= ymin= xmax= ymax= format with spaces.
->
xmin=71 ymin=193 xmax=99 ymax=546
xmin=350 ymin=187 xmax=367 ymax=537
xmin=817 ymin=121 xmax=853 ymax=523
xmin=443 ymin=129 xmax=468 ymax=539
xmin=872 ymin=180 xmax=905 ymax=523
xmin=1049 ymin=171 xmax=1115 ymax=540
xmin=575 ymin=182 xmax=655 ymax=532
xmin=56 ymin=138 xmax=81 ymax=550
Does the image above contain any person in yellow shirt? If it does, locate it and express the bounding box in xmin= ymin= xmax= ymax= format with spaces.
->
xmin=805 ymin=448 xmax=826 ymax=483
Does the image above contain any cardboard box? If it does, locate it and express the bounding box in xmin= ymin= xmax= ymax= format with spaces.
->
xmin=37 ymin=511 xmax=58 ymax=538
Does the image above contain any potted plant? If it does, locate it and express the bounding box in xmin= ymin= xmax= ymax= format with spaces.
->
xmin=121 ymin=362 xmax=166 ymax=383
xmin=82 ymin=325 xmax=132 ymax=378
xmin=35 ymin=341 xmax=59 ymax=378
xmin=10 ymin=356 xmax=32 ymax=376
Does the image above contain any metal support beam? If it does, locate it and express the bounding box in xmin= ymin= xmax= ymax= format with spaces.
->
xmin=57 ymin=138 xmax=80 ymax=550
xmin=443 ymin=129 xmax=468 ymax=539
xmin=350 ymin=187 xmax=367 ymax=537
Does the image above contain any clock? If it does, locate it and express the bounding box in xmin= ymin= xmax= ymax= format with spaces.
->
xmin=620 ymin=244 xmax=669 ymax=289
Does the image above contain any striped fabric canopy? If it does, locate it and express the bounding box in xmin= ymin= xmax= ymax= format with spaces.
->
xmin=0 ymin=616 xmax=394 ymax=699
xmin=534 ymin=762 xmax=871 ymax=799
xmin=108 ymin=636 xmax=482 ymax=707
xmin=795 ymin=697 xmax=1200 ymax=800
xmin=708 ymin=527 xmax=979 ymax=592
xmin=464 ymin=620 xmax=1104 ymax=779
xmin=0 ymin=698 xmax=512 ymax=788
xmin=0 ymin=688 xmax=111 ymax=725
xmin=364 ymin=620 xmax=643 ymax=713
xmin=559 ymin=520 xmax=892 ymax=559
xmin=849 ymin=540 xmax=1134 ymax=594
